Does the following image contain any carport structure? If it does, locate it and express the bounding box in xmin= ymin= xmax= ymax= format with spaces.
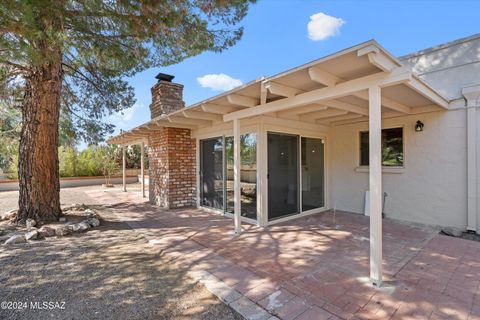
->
xmin=108 ymin=40 xmax=449 ymax=286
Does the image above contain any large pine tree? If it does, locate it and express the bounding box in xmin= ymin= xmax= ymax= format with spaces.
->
xmin=0 ymin=0 xmax=254 ymax=223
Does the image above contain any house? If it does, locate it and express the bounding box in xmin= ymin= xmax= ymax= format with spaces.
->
xmin=108 ymin=34 xmax=480 ymax=285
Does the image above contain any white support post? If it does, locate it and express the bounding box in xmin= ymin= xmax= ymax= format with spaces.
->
xmin=463 ymin=85 xmax=480 ymax=232
xmin=122 ymin=146 xmax=126 ymax=192
xmin=233 ymin=118 xmax=242 ymax=235
xmin=141 ymin=142 xmax=146 ymax=198
xmin=369 ymin=86 xmax=383 ymax=286
xmin=467 ymin=106 xmax=477 ymax=231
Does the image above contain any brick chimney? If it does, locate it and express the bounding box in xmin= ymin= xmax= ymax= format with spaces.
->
xmin=147 ymin=73 xmax=197 ymax=209
xmin=150 ymin=73 xmax=185 ymax=118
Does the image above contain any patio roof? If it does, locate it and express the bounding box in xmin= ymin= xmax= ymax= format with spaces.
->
xmin=107 ymin=39 xmax=449 ymax=146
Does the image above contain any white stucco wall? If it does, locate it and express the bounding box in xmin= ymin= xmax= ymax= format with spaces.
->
xmin=330 ymin=34 xmax=480 ymax=229
xmin=329 ymin=110 xmax=467 ymax=228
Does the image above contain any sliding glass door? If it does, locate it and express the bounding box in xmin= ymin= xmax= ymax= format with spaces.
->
xmin=200 ymin=137 xmax=224 ymax=210
xmin=267 ymin=133 xmax=299 ymax=220
xmin=225 ymin=134 xmax=257 ymax=220
xmin=301 ymin=137 xmax=325 ymax=211
xmin=267 ymin=133 xmax=325 ymax=221
xmin=200 ymin=134 xmax=257 ymax=221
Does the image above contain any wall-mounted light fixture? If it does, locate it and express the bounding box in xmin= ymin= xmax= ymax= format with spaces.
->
xmin=415 ymin=120 xmax=424 ymax=132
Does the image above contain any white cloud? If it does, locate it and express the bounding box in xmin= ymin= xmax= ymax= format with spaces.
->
xmin=108 ymin=103 xmax=142 ymax=128
xmin=197 ymin=73 xmax=243 ymax=91
xmin=307 ymin=12 xmax=345 ymax=41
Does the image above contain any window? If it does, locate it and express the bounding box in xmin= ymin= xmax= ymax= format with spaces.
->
xmin=359 ymin=127 xmax=403 ymax=167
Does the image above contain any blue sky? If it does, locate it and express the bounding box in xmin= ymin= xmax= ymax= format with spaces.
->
xmin=106 ymin=0 xmax=480 ymax=139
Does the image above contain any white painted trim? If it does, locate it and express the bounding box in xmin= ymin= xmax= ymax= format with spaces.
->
xmin=355 ymin=167 xmax=404 ymax=174
xmin=233 ymin=118 xmax=242 ymax=234
xmin=368 ymin=86 xmax=383 ymax=286
xmin=224 ymin=69 xmax=412 ymax=122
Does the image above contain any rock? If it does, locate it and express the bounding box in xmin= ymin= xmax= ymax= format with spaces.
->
xmin=4 ymin=234 xmax=26 ymax=245
xmin=70 ymin=222 xmax=90 ymax=232
xmin=54 ymin=225 xmax=71 ymax=237
xmin=84 ymin=209 xmax=97 ymax=218
xmin=85 ymin=217 xmax=100 ymax=228
xmin=25 ymin=230 xmax=38 ymax=240
xmin=1 ymin=210 xmax=17 ymax=221
xmin=0 ymin=233 xmax=14 ymax=243
xmin=59 ymin=217 xmax=67 ymax=222
xmin=0 ymin=223 xmax=17 ymax=231
xmin=26 ymin=218 xmax=36 ymax=229
xmin=38 ymin=226 xmax=56 ymax=238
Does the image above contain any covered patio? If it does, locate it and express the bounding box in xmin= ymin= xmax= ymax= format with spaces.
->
xmin=87 ymin=187 xmax=480 ymax=320
xmin=108 ymin=40 xmax=450 ymax=286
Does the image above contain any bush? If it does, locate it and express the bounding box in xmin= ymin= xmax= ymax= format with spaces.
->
xmin=59 ymin=144 xmax=121 ymax=178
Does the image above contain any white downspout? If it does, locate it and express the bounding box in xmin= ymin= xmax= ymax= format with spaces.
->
xmin=463 ymin=85 xmax=480 ymax=233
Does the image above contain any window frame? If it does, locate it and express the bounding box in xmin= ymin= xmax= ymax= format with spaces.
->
xmin=358 ymin=126 xmax=405 ymax=168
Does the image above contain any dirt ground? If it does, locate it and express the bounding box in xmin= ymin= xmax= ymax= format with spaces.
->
xmin=0 ymin=189 xmax=243 ymax=320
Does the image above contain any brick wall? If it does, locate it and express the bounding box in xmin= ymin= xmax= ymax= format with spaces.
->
xmin=148 ymin=127 xmax=196 ymax=209
xmin=150 ymin=81 xmax=185 ymax=118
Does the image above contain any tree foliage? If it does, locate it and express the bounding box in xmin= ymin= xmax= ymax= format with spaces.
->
xmin=0 ymin=0 xmax=255 ymax=143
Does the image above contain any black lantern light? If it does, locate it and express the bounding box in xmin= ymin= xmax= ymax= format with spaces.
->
xmin=415 ymin=120 xmax=424 ymax=132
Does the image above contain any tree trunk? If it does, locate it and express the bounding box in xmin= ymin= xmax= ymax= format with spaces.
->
xmin=17 ymin=59 xmax=63 ymax=224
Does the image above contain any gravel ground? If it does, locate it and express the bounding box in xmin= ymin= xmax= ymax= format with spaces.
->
xmin=0 ymin=187 xmax=243 ymax=320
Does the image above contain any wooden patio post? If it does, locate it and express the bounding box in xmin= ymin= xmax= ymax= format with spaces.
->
xmin=369 ymin=85 xmax=383 ymax=286
xmin=233 ymin=118 xmax=242 ymax=234
xmin=122 ymin=146 xmax=126 ymax=192
xmin=141 ymin=141 xmax=146 ymax=198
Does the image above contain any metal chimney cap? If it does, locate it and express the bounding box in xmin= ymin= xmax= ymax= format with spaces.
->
xmin=155 ymin=73 xmax=175 ymax=82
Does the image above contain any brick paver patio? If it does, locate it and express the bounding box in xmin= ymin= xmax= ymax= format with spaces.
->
xmin=86 ymin=187 xmax=480 ymax=320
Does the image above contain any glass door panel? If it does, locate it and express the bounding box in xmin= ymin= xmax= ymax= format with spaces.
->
xmin=200 ymin=137 xmax=224 ymax=210
xmin=301 ymin=137 xmax=325 ymax=211
xmin=268 ymin=133 xmax=299 ymax=220
xmin=225 ymin=134 xmax=257 ymax=220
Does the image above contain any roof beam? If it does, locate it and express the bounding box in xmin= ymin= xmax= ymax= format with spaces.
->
xmin=265 ymin=81 xmax=303 ymax=97
xmin=308 ymin=66 xmax=340 ymax=87
xmin=260 ymin=81 xmax=268 ymax=104
xmin=167 ymin=116 xmax=211 ymax=126
xmin=260 ymin=115 xmax=329 ymax=133
xmin=224 ymin=70 xmax=412 ymax=122
xmin=227 ymin=94 xmax=259 ymax=107
xmin=406 ymin=77 xmax=449 ymax=109
xmin=299 ymin=109 xmax=348 ymax=122
xmin=145 ymin=123 xmax=163 ymax=130
xmin=155 ymin=119 xmax=198 ymax=130
xmin=182 ymin=110 xmax=223 ymax=122
xmin=357 ymin=45 xmax=397 ymax=73
xmin=332 ymin=116 xmax=369 ymax=126
xmin=322 ymin=99 xmax=369 ymax=116
xmin=277 ymin=105 xmax=328 ymax=117
xmin=316 ymin=113 xmax=364 ymax=125
xmin=201 ymin=103 xmax=238 ymax=114
xmin=354 ymin=91 xmax=412 ymax=114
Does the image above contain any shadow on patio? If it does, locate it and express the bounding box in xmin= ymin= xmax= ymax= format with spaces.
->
xmin=86 ymin=188 xmax=480 ymax=320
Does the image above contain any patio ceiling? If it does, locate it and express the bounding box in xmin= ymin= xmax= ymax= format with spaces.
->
xmin=107 ymin=40 xmax=449 ymax=146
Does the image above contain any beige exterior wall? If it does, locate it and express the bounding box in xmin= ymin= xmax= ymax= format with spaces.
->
xmin=329 ymin=109 xmax=467 ymax=228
